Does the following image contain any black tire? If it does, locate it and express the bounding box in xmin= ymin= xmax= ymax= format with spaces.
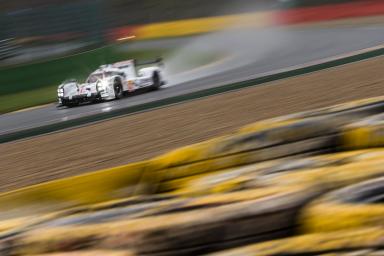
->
xmin=114 ymin=79 xmax=123 ymax=99
xmin=151 ymin=72 xmax=161 ymax=91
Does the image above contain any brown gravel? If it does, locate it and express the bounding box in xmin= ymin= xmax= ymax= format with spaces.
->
xmin=0 ymin=56 xmax=383 ymax=192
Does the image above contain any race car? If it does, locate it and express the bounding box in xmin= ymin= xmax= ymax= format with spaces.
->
xmin=57 ymin=58 xmax=165 ymax=107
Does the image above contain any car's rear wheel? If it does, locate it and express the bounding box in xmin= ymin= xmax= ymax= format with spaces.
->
xmin=114 ymin=80 xmax=123 ymax=99
xmin=151 ymin=72 xmax=161 ymax=91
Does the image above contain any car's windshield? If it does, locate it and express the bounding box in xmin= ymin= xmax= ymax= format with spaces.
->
xmin=86 ymin=71 xmax=122 ymax=83
xmin=86 ymin=74 xmax=103 ymax=83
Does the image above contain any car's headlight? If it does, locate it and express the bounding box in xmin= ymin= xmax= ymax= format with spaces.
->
xmin=57 ymin=88 xmax=64 ymax=97
xmin=97 ymin=80 xmax=108 ymax=92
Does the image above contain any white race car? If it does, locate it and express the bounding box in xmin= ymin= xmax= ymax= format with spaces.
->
xmin=57 ymin=58 xmax=165 ymax=107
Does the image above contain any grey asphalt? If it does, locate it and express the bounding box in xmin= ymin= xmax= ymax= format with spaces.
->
xmin=1 ymin=26 xmax=383 ymax=136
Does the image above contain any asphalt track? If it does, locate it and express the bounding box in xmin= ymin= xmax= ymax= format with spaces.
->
xmin=1 ymin=26 xmax=384 ymax=138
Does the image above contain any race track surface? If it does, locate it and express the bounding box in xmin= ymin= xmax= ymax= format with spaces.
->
xmin=1 ymin=26 xmax=383 ymax=136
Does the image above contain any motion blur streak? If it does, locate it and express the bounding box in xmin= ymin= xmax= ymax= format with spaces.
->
xmin=164 ymin=29 xmax=291 ymax=85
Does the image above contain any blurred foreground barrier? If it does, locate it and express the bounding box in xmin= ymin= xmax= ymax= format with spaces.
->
xmin=162 ymin=149 xmax=384 ymax=195
xmin=6 ymin=150 xmax=384 ymax=254
xmin=208 ymin=228 xmax=384 ymax=256
xmin=0 ymin=162 xmax=155 ymax=236
xmin=301 ymin=177 xmax=384 ymax=233
xmin=261 ymin=153 xmax=384 ymax=190
xmin=5 ymin=186 xmax=316 ymax=255
xmin=17 ymin=186 xmax=306 ymax=232
xmin=152 ymin=133 xmax=336 ymax=187
xmin=0 ymin=194 xmax=175 ymax=242
xmin=30 ymin=250 xmax=135 ymax=256
xmin=343 ymin=113 xmax=384 ymax=149
xmin=166 ymin=149 xmax=384 ymax=197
